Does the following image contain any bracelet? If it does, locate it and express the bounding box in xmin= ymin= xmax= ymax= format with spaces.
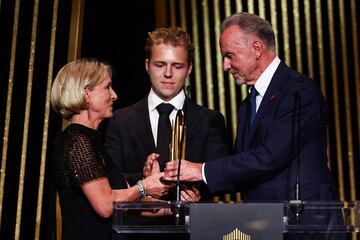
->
xmin=136 ymin=181 xmax=146 ymax=199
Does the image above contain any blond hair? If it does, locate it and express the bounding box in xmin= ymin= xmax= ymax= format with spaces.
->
xmin=50 ymin=58 xmax=112 ymax=120
xmin=144 ymin=27 xmax=194 ymax=64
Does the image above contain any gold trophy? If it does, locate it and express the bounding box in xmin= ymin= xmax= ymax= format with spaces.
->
xmin=170 ymin=109 xmax=186 ymax=162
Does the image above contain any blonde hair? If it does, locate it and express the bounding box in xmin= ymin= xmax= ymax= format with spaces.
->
xmin=144 ymin=27 xmax=194 ymax=64
xmin=50 ymin=58 xmax=112 ymax=120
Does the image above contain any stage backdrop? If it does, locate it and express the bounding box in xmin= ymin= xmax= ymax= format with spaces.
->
xmin=0 ymin=0 xmax=359 ymax=239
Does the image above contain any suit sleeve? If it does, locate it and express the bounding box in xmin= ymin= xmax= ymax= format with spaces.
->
xmin=205 ymin=78 xmax=327 ymax=193
xmin=104 ymin=114 xmax=143 ymax=185
xmin=203 ymin=112 xmax=231 ymax=162
xmin=197 ymin=111 xmax=231 ymax=200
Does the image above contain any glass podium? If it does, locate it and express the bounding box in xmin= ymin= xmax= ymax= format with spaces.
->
xmin=284 ymin=201 xmax=359 ymax=233
xmin=113 ymin=201 xmax=360 ymax=239
xmin=113 ymin=201 xmax=189 ymax=234
xmin=113 ymin=201 xmax=189 ymax=240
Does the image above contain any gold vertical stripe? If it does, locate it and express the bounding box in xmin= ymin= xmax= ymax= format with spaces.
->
xmin=202 ymin=0 xmax=214 ymax=109
xmin=191 ymin=0 xmax=203 ymax=105
xmin=327 ymin=0 xmax=345 ymax=200
xmin=304 ymin=0 xmax=314 ymax=78
xmin=350 ymin=0 xmax=360 ymax=186
xmin=179 ymin=0 xmax=186 ymax=29
xmin=0 ymin=0 xmax=20 ymax=227
xmin=339 ymin=0 xmax=356 ymax=201
xmin=179 ymin=0 xmax=191 ymax=89
xmin=315 ymin=0 xmax=326 ymax=95
xmin=247 ymin=0 xmax=254 ymax=13
xmin=67 ymin=0 xmax=84 ymax=62
xmin=35 ymin=0 xmax=59 ymax=239
xmin=235 ymin=1 xmax=247 ymax=121
xmin=169 ymin=0 xmax=176 ymax=27
xmin=15 ymin=0 xmax=39 ymax=238
xmin=56 ymin=192 xmax=62 ymax=240
xmin=235 ymin=0 xmax=243 ymax=12
xmin=240 ymin=84 xmax=247 ymax=101
xmin=225 ymin=0 xmax=238 ymax=142
xmin=270 ymin=0 xmax=279 ymax=55
xmin=345 ymin=0 xmax=356 ymax=222
xmin=315 ymin=0 xmax=331 ymax=171
xmin=281 ymin=0 xmax=291 ymax=66
xmin=258 ymin=0 xmax=265 ymax=18
xmin=213 ymin=0 xmax=226 ymax=118
xmin=293 ymin=0 xmax=302 ymax=72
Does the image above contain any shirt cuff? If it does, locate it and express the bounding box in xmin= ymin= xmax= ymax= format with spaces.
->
xmin=202 ymin=163 xmax=207 ymax=184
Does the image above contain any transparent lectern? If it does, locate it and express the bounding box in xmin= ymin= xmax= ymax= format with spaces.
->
xmin=113 ymin=201 xmax=360 ymax=240
xmin=113 ymin=201 xmax=189 ymax=239
xmin=283 ymin=201 xmax=359 ymax=240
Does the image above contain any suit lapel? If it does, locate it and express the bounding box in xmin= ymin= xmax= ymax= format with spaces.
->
xmin=127 ymin=97 xmax=156 ymax=153
xmin=235 ymin=100 xmax=252 ymax=152
xmin=247 ymin=62 xmax=291 ymax=141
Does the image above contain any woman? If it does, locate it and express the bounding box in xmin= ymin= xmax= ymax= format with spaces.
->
xmin=51 ymin=59 xmax=169 ymax=240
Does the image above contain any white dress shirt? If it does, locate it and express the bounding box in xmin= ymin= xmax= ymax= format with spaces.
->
xmin=148 ymin=88 xmax=185 ymax=146
xmin=251 ymin=56 xmax=281 ymax=111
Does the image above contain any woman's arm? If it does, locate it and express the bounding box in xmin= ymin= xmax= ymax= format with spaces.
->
xmin=81 ymin=172 xmax=169 ymax=218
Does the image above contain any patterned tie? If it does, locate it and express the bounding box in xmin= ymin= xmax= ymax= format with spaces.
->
xmin=249 ymin=87 xmax=257 ymax=126
xmin=156 ymin=103 xmax=174 ymax=168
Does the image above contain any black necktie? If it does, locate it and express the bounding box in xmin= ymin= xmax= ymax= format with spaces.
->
xmin=156 ymin=103 xmax=174 ymax=168
xmin=249 ymin=87 xmax=257 ymax=126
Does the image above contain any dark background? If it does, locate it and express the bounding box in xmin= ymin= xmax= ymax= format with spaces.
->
xmin=81 ymin=1 xmax=155 ymax=110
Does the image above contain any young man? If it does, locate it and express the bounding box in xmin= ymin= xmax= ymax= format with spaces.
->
xmin=105 ymin=27 xmax=229 ymax=201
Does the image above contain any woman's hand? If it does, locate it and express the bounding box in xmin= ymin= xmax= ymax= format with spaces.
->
xmin=142 ymin=172 xmax=171 ymax=198
xmin=143 ymin=153 xmax=160 ymax=178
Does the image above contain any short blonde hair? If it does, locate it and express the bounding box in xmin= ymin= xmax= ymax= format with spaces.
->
xmin=50 ymin=58 xmax=112 ymax=120
xmin=144 ymin=27 xmax=194 ymax=64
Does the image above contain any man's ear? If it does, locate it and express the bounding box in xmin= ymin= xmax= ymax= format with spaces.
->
xmin=253 ymin=40 xmax=264 ymax=60
xmin=187 ymin=63 xmax=193 ymax=76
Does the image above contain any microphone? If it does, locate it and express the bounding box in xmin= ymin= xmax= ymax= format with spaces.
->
xmin=169 ymin=110 xmax=186 ymax=225
xmin=174 ymin=158 xmax=182 ymax=226
xmin=290 ymin=77 xmax=304 ymax=224
xmin=176 ymin=159 xmax=182 ymax=201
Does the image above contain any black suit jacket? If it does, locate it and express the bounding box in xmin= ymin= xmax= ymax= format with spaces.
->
xmin=105 ymin=96 xmax=230 ymax=200
xmin=205 ymin=62 xmax=339 ymax=202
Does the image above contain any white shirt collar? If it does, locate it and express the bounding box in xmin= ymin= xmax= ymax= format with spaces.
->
xmin=253 ymin=56 xmax=281 ymax=97
xmin=148 ymin=88 xmax=185 ymax=113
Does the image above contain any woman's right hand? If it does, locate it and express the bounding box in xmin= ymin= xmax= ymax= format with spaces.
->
xmin=141 ymin=172 xmax=172 ymax=198
xmin=143 ymin=153 xmax=160 ymax=178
